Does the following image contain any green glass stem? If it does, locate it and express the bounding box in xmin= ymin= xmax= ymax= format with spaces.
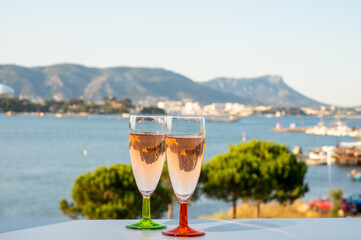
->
xmin=142 ymin=196 xmax=151 ymax=221
xmin=125 ymin=196 xmax=166 ymax=230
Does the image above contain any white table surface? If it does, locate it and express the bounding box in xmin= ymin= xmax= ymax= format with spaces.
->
xmin=1 ymin=218 xmax=360 ymax=240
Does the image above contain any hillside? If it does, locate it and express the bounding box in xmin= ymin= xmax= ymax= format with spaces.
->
xmin=0 ymin=64 xmax=324 ymax=106
xmin=202 ymin=75 xmax=324 ymax=107
xmin=0 ymin=64 xmax=250 ymax=105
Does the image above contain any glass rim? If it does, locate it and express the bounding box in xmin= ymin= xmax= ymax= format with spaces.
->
xmin=167 ymin=115 xmax=205 ymax=120
xmin=130 ymin=114 xmax=167 ymax=118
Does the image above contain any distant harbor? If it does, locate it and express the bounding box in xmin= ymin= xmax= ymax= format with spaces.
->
xmin=271 ymin=119 xmax=361 ymax=167
xmin=272 ymin=119 xmax=361 ymax=138
xmin=296 ymin=145 xmax=361 ymax=167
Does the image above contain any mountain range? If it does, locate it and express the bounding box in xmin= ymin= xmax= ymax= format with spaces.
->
xmin=0 ymin=64 xmax=323 ymax=107
xmin=202 ymin=76 xmax=323 ymax=107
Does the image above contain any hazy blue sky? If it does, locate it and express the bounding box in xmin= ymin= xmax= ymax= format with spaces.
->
xmin=1 ymin=0 xmax=360 ymax=106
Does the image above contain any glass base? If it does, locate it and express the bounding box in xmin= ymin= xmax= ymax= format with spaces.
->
xmin=162 ymin=225 xmax=205 ymax=237
xmin=126 ymin=219 xmax=166 ymax=230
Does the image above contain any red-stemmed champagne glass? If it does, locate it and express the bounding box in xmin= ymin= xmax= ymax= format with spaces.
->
xmin=162 ymin=116 xmax=206 ymax=237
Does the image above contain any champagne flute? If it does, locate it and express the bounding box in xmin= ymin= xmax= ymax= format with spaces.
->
xmin=162 ymin=116 xmax=206 ymax=237
xmin=126 ymin=115 xmax=167 ymax=230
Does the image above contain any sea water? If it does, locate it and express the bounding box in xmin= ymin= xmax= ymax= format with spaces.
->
xmin=1 ymin=114 xmax=360 ymax=220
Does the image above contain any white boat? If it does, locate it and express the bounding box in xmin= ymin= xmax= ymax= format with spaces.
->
xmin=305 ymin=146 xmax=335 ymax=165
xmin=305 ymin=120 xmax=361 ymax=137
xmin=207 ymin=115 xmax=239 ymax=122
xmin=340 ymin=141 xmax=361 ymax=147
xmin=306 ymin=151 xmax=327 ymax=165
xmin=348 ymin=170 xmax=361 ymax=181
xmin=306 ymin=122 xmax=327 ymax=135
xmin=326 ymin=120 xmax=350 ymax=136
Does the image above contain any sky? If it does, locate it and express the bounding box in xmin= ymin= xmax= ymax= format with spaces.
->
xmin=1 ymin=0 xmax=360 ymax=106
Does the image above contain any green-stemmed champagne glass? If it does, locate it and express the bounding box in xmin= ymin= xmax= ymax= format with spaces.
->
xmin=126 ymin=115 xmax=167 ymax=230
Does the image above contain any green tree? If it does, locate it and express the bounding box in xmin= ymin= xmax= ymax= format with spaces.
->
xmin=159 ymin=162 xmax=200 ymax=219
xmin=115 ymin=98 xmax=134 ymax=113
xmin=201 ymin=140 xmax=308 ymax=218
xmin=44 ymin=99 xmax=64 ymax=112
xmin=329 ymin=188 xmax=343 ymax=217
xmin=140 ymin=106 xmax=166 ymax=115
xmin=60 ymin=164 xmax=172 ymax=219
xmin=119 ymin=98 xmax=134 ymax=109
xmin=0 ymin=97 xmax=44 ymax=112
xmin=62 ymin=98 xmax=87 ymax=113
xmin=102 ymin=96 xmax=116 ymax=103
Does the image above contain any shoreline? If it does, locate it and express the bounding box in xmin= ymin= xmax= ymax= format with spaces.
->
xmin=3 ymin=112 xmax=361 ymax=119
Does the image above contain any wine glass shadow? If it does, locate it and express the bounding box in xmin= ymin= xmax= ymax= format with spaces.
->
xmin=203 ymin=219 xmax=295 ymax=235
xmin=135 ymin=229 xmax=206 ymax=240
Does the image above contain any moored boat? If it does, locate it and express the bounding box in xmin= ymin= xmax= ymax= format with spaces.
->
xmin=207 ymin=115 xmax=239 ymax=122
xmin=335 ymin=147 xmax=361 ymax=166
xmin=348 ymin=170 xmax=361 ymax=181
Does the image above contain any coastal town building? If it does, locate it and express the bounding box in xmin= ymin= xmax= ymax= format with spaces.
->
xmin=157 ymin=101 xmax=183 ymax=115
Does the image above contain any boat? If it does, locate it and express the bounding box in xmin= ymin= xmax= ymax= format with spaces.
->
xmin=303 ymin=146 xmax=335 ymax=165
xmin=207 ymin=115 xmax=239 ymax=122
xmin=305 ymin=121 xmax=327 ymax=135
xmin=6 ymin=111 xmax=15 ymax=116
xmin=335 ymin=147 xmax=361 ymax=166
xmin=340 ymin=141 xmax=361 ymax=147
xmin=305 ymin=151 xmax=327 ymax=165
xmin=305 ymin=119 xmax=361 ymax=138
xmin=348 ymin=170 xmax=361 ymax=181
xmin=83 ymin=144 xmax=88 ymax=158
xmin=327 ymin=120 xmax=351 ymax=136
xmin=121 ymin=113 xmax=130 ymax=119
xmin=35 ymin=112 xmax=45 ymax=117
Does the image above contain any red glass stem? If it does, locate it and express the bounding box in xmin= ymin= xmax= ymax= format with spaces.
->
xmin=179 ymin=202 xmax=188 ymax=227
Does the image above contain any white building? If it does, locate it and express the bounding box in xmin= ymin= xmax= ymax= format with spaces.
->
xmin=301 ymin=107 xmax=320 ymax=116
xmin=204 ymin=102 xmax=253 ymax=116
xmin=157 ymin=101 xmax=184 ymax=114
xmin=225 ymin=103 xmax=248 ymax=115
xmin=182 ymin=102 xmax=202 ymax=115
xmin=203 ymin=103 xmax=226 ymax=115
xmin=253 ymin=106 xmax=271 ymax=111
